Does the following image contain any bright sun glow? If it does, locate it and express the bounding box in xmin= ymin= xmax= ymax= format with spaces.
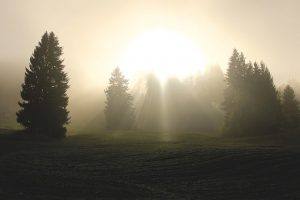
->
xmin=119 ymin=29 xmax=206 ymax=81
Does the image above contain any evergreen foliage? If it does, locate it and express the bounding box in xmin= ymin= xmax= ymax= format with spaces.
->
xmin=281 ymin=85 xmax=300 ymax=129
xmin=16 ymin=32 xmax=69 ymax=138
xmin=223 ymin=49 xmax=281 ymax=135
xmin=104 ymin=67 xmax=134 ymax=130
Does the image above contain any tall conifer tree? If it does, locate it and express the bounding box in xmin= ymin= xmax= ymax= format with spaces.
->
xmin=249 ymin=62 xmax=282 ymax=133
xmin=223 ymin=49 xmax=247 ymax=134
xmin=223 ymin=49 xmax=281 ymax=135
xmin=17 ymin=32 xmax=69 ymax=138
xmin=282 ymin=85 xmax=300 ymax=129
xmin=104 ymin=67 xmax=134 ymax=130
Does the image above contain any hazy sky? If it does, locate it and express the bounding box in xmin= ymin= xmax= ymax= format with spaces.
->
xmin=0 ymin=0 xmax=299 ymax=93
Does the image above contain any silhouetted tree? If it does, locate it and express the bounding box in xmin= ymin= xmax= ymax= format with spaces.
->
xmin=104 ymin=67 xmax=134 ymax=130
xmin=287 ymin=80 xmax=300 ymax=100
xmin=17 ymin=32 xmax=69 ymax=138
xmin=281 ymin=85 xmax=300 ymax=129
xmin=164 ymin=76 xmax=222 ymax=133
xmin=223 ymin=49 xmax=281 ymax=136
xmin=249 ymin=62 xmax=282 ymax=134
xmin=223 ymin=49 xmax=247 ymax=135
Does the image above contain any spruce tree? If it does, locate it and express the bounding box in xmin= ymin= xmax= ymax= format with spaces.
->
xmin=16 ymin=32 xmax=69 ymax=138
xmin=104 ymin=67 xmax=134 ymax=130
xmin=223 ymin=49 xmax=247 ymax=134
xmin=250 ymin=62 xmax=282 ymax=134
xmin=223 ymin=49 xmax=281 ymax=136
xmin=282 ymin=85 xmax=300 ymax=129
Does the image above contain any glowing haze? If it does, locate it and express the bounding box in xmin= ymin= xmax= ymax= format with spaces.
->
xmin=1 ymin=0 xmax=299 ymax=91
xmin=119 ymin=29 xmax=206 ymax=81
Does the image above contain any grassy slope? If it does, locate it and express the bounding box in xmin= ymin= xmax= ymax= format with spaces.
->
xmin=0 ymin=130 xmax=299 ymax=199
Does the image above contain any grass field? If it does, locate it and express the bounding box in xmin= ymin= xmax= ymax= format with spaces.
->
xmin=0 ymin=129 xmax=299 ymax=199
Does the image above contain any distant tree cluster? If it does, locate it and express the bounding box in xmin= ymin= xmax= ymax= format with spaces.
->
xmin=162 ymin=67 xmax=224 ymax=132
xmin=223 ymin=49 xmax=300 ymax=136
xmin=105 ymin=66 xmax=224 ymax=133
xmin=105 ymin=49 xmax=300 ymax=136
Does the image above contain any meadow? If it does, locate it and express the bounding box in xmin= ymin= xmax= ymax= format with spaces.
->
xmin=0 ymin=129 xmax=299 ymax=199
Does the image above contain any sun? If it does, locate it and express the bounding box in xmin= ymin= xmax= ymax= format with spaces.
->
xmin=119 ymin=29 xmax=206 ymax=82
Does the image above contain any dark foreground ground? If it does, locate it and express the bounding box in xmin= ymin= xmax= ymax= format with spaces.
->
xmin=0 ymin=130 xmax=299 ymax=199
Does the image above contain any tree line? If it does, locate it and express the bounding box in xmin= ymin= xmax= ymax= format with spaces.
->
xmin=223 ymin=49 xmax=300 ymax=136
xmin=16 ymin=32 xmax=300 ymax=138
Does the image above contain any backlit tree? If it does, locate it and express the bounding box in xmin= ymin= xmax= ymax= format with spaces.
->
xmin=17 ymin=32 xmax=70 ymax=138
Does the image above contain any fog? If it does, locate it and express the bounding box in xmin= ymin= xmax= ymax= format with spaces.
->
xmin=0 ymin=0 xmax=300 ymax=132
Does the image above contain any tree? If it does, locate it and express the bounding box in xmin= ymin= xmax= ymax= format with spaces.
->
xmin=281 ymin=85 xmax=300 ymax=129
xmin=137 ymin=74 xmax=163 ymax=132
xmin=249 ymin=62 xmax=282 ymax=134
xmin=16 ymin=32 xmax=70 ymax=138
xmin=223 ymin=49 xmax=281 ymax=136
xmin=223 ymin=49 xmax=247 ymax=135
xmin=104 ymin=67 xmax=134 ymax=130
